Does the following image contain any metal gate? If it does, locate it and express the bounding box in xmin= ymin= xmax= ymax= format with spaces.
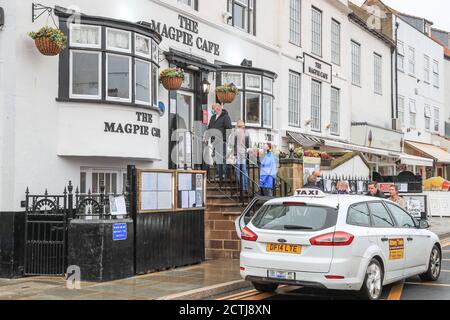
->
xmin=24 ymin=189 xmax=68 ymax=276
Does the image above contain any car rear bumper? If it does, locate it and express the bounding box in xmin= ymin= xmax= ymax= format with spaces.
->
xmin=241 ymin=259 xmax=368 ymax=291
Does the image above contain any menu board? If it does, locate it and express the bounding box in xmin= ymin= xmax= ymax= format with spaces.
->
xmin=403 ymin=194 xmax=427 ymax=218
xmin=139 ymin=171 xmax=174 ymax=212
xmin=177 ymin=172 xmax=206 ymax=210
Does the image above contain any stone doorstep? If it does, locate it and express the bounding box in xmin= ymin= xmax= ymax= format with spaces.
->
xmin=155 ymin=280 xmax=250 ymax=300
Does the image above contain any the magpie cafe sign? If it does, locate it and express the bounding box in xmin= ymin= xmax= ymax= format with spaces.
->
xmin=146 ymin=14 xmax=220 ymax=56
xmin=104 ymin=112 xmax=161 ymax=138
xmin=303 ymin=53 xmax=332 ymax=83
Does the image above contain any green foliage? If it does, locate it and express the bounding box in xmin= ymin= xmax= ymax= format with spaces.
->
xmin=160 ymin=67 xmax=185 ymax=80
xmin=216 ymin=83 xmax=239 ymax=94
xmin=28 ymin=26 xmax=67 ymax=48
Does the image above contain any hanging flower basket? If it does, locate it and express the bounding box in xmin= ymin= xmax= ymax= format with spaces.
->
xmin=160 ymin=67 xmax=185 ymax=91
xmin=216 ymin=83 xmax=239 ymax=104
xmin=216 ymin=91 xmax=237 ymax=104
xmin=29 ymin=27 xmax=67 ymax=56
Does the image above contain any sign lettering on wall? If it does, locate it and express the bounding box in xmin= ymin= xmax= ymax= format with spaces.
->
xmin=303 ymin=53 xmax=332 ymax=83
xmin=104 ymin=112 xmax=161 ymax=138
xmin=148 ymin=14 xmax=220 ymax=56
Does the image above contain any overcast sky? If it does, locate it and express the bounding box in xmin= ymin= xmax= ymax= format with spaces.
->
xmin=353 ymin=0 xmax=450 ymax=31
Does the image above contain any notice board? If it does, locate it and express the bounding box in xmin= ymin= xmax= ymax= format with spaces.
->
xmin=176 ymin=171 xmax=206 ymax=210
xmin=138 ymin=170 xmax=175 ymax=213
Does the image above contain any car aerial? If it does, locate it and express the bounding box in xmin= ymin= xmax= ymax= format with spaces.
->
xmin=235 ymin=189 xmax=442 ymax=300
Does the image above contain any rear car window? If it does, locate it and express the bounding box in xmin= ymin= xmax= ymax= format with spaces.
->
xmin=252 ymin=204 xmax=338 ymax=232
xmin=347 ymin=203 xmax=371 ymax=227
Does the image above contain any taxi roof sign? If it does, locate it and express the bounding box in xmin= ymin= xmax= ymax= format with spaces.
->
xmin=295 ymin=188 xmax=326 ymax=197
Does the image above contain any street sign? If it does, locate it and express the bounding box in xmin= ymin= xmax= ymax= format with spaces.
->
xmin=113 ymin=223 xmax=127 ymax=241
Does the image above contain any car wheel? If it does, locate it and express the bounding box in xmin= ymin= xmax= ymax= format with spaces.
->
xmin=419 ymin=245 xmax=441 ymax=281
xmin=359 ymin=259 xmax=383 ymax=300
xmin=252 ymin=282 xmax=278 ymax=293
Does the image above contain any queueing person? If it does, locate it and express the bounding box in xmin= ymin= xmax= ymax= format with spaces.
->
xmin=207 ymin=103 xmax=232 ymax=180
xmin=367 ymin=182 xmax=387 ymax=199
xmin=230 ymin=120 xmax=251 ymax=193
xmin=389 ymin=185 xmax=406 ymax=208
xmin=303 ymin=175 xmax=321 ymax=190
xmin=259 ymin=143 xmax=277 ymax=197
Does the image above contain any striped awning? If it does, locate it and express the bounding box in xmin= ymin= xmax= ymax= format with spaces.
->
xmin=287 ymin=131 xmax=325 ymax=147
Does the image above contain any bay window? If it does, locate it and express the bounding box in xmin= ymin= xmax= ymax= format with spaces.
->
xmin=218 ymin=68 xmax=276 ymax=129
xmin=60 ymin=19 xmax=161 ymax=109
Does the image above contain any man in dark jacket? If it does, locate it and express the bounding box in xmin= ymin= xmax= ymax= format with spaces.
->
xmin=207 ymin=103 xmax=232 ymax=179
xmin=367 ymin=182 xmax=387 ymax=198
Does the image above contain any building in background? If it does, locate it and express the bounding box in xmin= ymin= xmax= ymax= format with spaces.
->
xmin=363 ymin=0 xmax=447 ymax=179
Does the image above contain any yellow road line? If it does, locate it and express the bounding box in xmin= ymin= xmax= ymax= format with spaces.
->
xmin=387 ymin=282 xmax=404 ymax=300
xmin=217 ymin=289 xmax=257 ymax=300
xmin=243 ymin=292 xmax=276 ymax=300
xmin=405 ymin=282 xmax=450 ymax=287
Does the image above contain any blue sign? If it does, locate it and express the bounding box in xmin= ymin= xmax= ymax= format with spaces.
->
xmin=113 ymin=223 xmax=127 ymax=241
xmin=158 ymin=101 xmax=165 ymax=116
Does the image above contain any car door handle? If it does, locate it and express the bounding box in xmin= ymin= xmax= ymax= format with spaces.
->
xmin=407 ymin=237 xmax=414 ymax=241
xmin=381 ymin=237 xmax=389 ymax=242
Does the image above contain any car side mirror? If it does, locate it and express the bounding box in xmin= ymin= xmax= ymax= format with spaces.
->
xmin=419 ymin=219 xmax=430 ymax=229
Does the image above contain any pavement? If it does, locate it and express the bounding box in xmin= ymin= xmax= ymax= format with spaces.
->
xmin=1 ymin=217 xmax=449 ymax=301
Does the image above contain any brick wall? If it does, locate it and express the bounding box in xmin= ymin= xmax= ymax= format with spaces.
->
xmin=205 ymin=210 xmax=241 ymax=260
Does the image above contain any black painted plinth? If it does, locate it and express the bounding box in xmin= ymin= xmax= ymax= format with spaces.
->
xmin=68 ymin=219 xmax=134 ymax=282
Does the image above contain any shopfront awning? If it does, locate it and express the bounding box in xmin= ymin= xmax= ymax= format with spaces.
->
xmin=287 ymin=131 xmax=325 ymax=147
xmin=399 ymin=153 xmax=434 ymax=167
xmin=405 ymin=141 xmax=450 ymax=164
xmin=322 ymin=139 xmax=400 ymax=158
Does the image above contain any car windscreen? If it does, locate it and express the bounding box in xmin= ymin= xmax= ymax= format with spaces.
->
xmin=251 ymin=204 xmax=338 ymax=232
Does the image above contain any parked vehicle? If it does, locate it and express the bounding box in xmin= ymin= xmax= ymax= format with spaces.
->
xmin=235 ymin=190 xmax=441 ymax=300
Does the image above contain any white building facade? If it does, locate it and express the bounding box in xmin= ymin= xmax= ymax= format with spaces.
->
xmin=0 ymin=0 xmax=402 ymax=214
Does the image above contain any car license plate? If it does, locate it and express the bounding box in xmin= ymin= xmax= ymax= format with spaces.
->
xmin=266 ymin=243 xmax=301 ymax=254
xmin=267 ymin=270 xmax=296 ymax=280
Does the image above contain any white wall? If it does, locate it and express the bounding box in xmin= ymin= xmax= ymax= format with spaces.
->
xmin=394 ymin=15 xmax=445 ymax=144
xmin=347 ymin=19 xmax=393 ymax=130
xmin=322 ymin=155 xmax=370 ymax=178
xmin=445 ymin=58 xmax=450 ymax=129
xmin=0 ymin=0 xmax=17 ymax=212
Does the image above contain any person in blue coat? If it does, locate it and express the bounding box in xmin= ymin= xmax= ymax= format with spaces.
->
xmin=259 ymin=143 xmax=278 ymax=197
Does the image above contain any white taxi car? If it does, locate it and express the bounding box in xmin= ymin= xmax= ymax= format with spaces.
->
xmin=235 ymin=189 xmax=441 ymax=300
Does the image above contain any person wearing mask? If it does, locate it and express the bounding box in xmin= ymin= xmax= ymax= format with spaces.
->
xmin=303 ymin=175 xmax=321 ymax=190
xmin=367 ymin=182 xmax=387 ymax=199
xmin=336 ymin=180 xmax=350 ymax=194
xmin=313 ymin=169 xmax=324 ymax=191
xmin=389 ymin=185 xmax=406 ymax=208
xmin=207 ymin=103 xmax=232 ymax=179
xmin=230 ymin=120 xmax=251 ymax=193
xmin=259 ymin=143 xmax=277 ymax=197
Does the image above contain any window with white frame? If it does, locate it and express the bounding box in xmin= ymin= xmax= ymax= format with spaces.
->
xmin=408 ymin=46 xmax=415 ymax=76
xmin=311 ymin=7 xmax=322 ymax=56
xmin=228 ymin=0 xmax=256 ymax=35
xmin=397 ymin=40 xmax=404 ymax=71
xmin=263 ymin=95 xmax=273 ymax=128
xmin=177 ymin=0 xmax=197 ymax=10
xmin=65 ymin=23 xmax=160 ymax=108
xmin=331 ymin=19 xmax=340 ymax=65
xmin=398 ymin=95 xmax=405 ymax=126
xmin=288 ymin=71 xmax=301 ymax=127
xmin=433 ymin=60 xmax=439 ymax=87
xmin=374 ymin=53 xmax=382 ymax=95
xmin=311 ymin=80 xmax=321 ymax=132
xmin=434 ymin=107 xmax=440 ymax=132
xmin=245 ymin=92 xmax=261 ymax=126
xmin=289 ymin=0 xmax=301 ymax=46
xmin=219 ymin=70 xmax=275 ymax=128
xmin=409 ymin=99 xmax=416 ymax=128
xmin=424 ymin=55 xmax=430 ymax=83
xmin=80 ymin=168 xmax=128 ymax=195
xmin=424 ymin=105 xmax=431 ymax=130
xmin=351 ymin=41 xmax=361 ymax=86
xmin=330 ymin=87 xmax=340 ymax=135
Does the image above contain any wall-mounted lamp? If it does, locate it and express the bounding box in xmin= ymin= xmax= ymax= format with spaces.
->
xmin=0 ymin=7 xmax=4 ymax=29
xmin=201 ymin=78 xmax=211 ymax=94
xmin=305 ymin=119 xmax=312 ymax=126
